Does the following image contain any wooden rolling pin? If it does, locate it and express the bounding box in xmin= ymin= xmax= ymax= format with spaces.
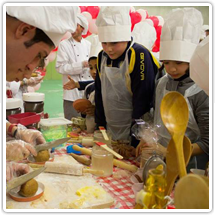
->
xmin=68 ymin=137 xmax=94 ymax=146
xmin=70 ymin=153 xmax=91 ymax=166
xmin=44 ymin=162 xmax=104 ymax=176
xmin=72 ymin=145 xmax=138 ymax=173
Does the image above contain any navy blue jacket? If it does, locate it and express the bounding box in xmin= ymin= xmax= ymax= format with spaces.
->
xmin=95 ymin=41 xmax=160 ymax=147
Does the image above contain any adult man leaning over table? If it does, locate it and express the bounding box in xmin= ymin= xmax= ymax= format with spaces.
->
xmin=5 ymin=6 xmax=79 ymax=181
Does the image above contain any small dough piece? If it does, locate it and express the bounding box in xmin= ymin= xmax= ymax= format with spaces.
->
xmin=34 ymin=150 xmax=50 ymax=162
xmin=19 ymin=179 xmax=38 ymax=197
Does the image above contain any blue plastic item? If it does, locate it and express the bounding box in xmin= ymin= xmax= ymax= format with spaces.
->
xmin=66 ymin=144 xmax=83 ymax=154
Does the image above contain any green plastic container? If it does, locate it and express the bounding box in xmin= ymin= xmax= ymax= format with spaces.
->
xmin=39 ymin=117 xmax=72 ymax=148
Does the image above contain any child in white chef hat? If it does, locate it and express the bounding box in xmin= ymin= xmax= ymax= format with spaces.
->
xmin=136 ymin=8 xmax=209 ymax=171
xmin=94 ymin=6 xmax=160 ymax=147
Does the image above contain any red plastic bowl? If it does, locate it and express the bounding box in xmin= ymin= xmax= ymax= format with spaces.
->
xmin=8 ymin=112 xmax=41 ymax=126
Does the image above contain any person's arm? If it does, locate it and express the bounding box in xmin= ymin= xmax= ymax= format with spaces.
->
xmin=6 ymin=123 xmax=46 ymax=146
xmin=63 ymin=75 xmax=94 ymax=91
xmin=6 ymin=140 xmax=37 ymax=161
xmin=6 ymin=162 xmax=30 ymax=182
xmin=130 ymin=46 xmax=157 ymax=119
xmin=95 ymin=52 xmax=107 ymax=128
xmin=6 ymin=122 xmax=17 ymax=137
xmin=192 ymin=143 xmax=205 ymax=155
xmin=190 ymin=92 xmax=209 ymax=156
xmin=7 ymin=81 xmax=21 ymax=97
xmin=55 ymin=41 xmax=88 ymax=76
xmin=79 ymin=81 xmax=94 ymax=91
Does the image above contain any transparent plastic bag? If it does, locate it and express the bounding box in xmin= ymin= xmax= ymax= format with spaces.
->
xmin=132 ymin=119 xmax=164 ymax=169
xmin=131 ymin=119 xmax=160 ymax=143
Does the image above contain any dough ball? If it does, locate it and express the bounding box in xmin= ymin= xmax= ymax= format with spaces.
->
xmin=34 ymin=150 xmax=50 ymax=162
xmin=19 ymin=178 xmax=38 ymax=197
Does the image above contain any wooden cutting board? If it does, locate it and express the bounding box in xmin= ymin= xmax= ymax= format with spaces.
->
xmin=6 ymin=155 xmax=114 ymax=209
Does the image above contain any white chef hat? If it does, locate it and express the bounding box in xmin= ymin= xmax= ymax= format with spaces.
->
xmin=77 ymin=13 xmax=89 ymax=35
xmin=6 ymin=6 xmax=79 ymax=47
xmin=96 ymin=6 xmax=131 ymax=42
xmin=132 ymin=21 xmax=156 ymax=50
xmin=190 ymin=36 xmax=209 ymax=95
xmin=202 ymin=25 xmax=209 ymax=31
xmin=89 ymin=35 xmax=102 ymax=58
xmin=159 ymin=8 xmax=203 ymax=62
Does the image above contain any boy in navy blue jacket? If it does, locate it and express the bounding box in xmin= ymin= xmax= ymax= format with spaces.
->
xmin=95 ymin=6 xmax=160 ymax=147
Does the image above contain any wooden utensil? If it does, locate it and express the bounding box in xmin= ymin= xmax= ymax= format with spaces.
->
xmin=174 ymin=174 xmax=209 ymax=209
xmin=99 ymin=126 xmax=109 ymax=141
xmin=70 ymin=153 xmax=91 ymax=166
xmin=44 ymin=162 xmax=104 ymax=176
xmin=160 ymin=91 xmax=189 ymax=178
xmin=94 ymin=141 xmax=123 ymax=160
xmin=165 ymin=135 xmax=193 ymax=196
xmin=72 ymin=145 xmax=138 ymax=173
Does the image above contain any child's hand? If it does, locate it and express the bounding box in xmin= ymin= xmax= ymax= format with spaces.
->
xmin=136 ymin=140 xmax=167 ymax=157
xmin=85 ymin=105 xmax=95 ymax=116
xmin=63 ymin=76 xmax=78 ymax=90
xmin=136 ymin=140 xmax=149 ymax=157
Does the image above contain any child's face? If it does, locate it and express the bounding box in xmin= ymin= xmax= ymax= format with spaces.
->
xmin=101 ymin=42 xmax=128 ymax=60
xmin=89 ymin=58 xmax=97 ymax=80
xmin=163 ymin=60 xmax=189 ymax=79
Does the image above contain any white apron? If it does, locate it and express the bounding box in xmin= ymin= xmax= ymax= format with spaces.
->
xmin=100 ymin=42 xmax=134 ymax=141
xmin=154 ymin=74 xmax=202 ymax=147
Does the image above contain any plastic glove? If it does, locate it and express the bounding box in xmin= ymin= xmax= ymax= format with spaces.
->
xmin=136 ymin=140 xmax=166 ymax=158
xmin=27 ymin=76 xmax=44 ymax=87
xmin=6 ymin=140 xmax=37 ymax=161
xmin=6 ymin=162 xmax=31 ymax=182
xmin=15 ymin=124 xmax=46 ymax=146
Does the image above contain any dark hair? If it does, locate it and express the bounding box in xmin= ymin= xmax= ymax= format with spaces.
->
xmin=159 ymin=64 xmax=164 ymax=73
xmin=7 ymin=13 xmax=54 ymax=48
xmin=88 ymin=56 xmax=97 ymax=62
xmin=24 ymin=28 xmax=54 ymax=48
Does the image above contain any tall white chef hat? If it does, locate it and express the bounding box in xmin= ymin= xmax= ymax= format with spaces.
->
xmin=6 ymin=6 xmax=79 ymax=47
xmin=159 ymin=8 xmax=203 ymax=62
xmin=190 ymin=36 xmax=209 ymax=95
xmin=132 ymin=21 xmax=156 ymax=50
xmin=202 ymin=25 xmax=209 ymax=31
xmin=96 ymin=6 xmax=131 ymax=42
xmin=77 ymin=13 xmax=89 ymax=35
xmin=89 ymin=35 xmax=102 ymax=58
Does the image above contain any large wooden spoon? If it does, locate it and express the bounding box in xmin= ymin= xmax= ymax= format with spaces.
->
xmin=174 ymin=174 xmax=209 ymax=209
xmin=160 ymin=91 xmax=189 ymax=178
xmin=165 ymin=135 xmax=193 ymax=196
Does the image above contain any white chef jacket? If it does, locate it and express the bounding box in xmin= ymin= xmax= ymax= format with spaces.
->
xmin=56 ymin=37 xmax=93 ymax=101
xmin=6 ymin=81 xmax=21 ymax=98
xmin=6 ymin=81 xmax=25 ymax=112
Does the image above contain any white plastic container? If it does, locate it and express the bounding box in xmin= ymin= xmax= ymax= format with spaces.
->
xmin=23 ymin=92 xmax=45 ymax=114
xmin=6 ymin=98 xmax=22 ymax=119
xmin=23 ymin=92 xmax=45 ymax=102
